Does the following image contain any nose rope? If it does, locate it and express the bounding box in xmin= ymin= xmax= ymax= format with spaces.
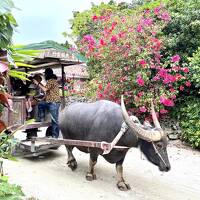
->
xmin=152 ymin=142 xmax=168 ymax=167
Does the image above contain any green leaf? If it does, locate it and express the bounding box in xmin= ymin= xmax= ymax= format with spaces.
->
xmin=0 ymin=0 xmax=15 ymax=15
xmin=15 ymin=62 xmax=35 ymax=68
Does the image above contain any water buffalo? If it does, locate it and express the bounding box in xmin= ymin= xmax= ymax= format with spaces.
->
xmin=59 ymin=96 xmax=171 ymax=191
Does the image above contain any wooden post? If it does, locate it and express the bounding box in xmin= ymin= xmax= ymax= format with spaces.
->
xmin=60 ymin=60 xmax=66 ymax=109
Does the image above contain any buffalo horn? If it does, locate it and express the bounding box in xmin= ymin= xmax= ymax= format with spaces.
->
xmin=121 ymin=96 xmax=163 ymax=142
xmin=151 ymin=99 xmax=162 ymax=129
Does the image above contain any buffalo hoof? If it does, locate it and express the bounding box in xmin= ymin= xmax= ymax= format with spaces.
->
xmin=86 ymin=172 xmax=97 ymax=181
xmin=67 ymin=159 xmax=77 ymax=171
xmin=117 ymin=181 xmax=131 ymax=191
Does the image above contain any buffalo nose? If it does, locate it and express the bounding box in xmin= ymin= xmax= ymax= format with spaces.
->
xmin=165 ymin=165 xmax=171 ymax=172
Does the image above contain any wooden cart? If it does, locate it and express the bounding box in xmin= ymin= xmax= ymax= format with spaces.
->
xmin=1 ymin=95 xmax=56 ymax=157
xmin=1 ymin=46 xmax=86 ymax=157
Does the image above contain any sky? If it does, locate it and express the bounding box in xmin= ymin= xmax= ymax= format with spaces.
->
xmin=12 ymin=0 xmax=132 ymax=45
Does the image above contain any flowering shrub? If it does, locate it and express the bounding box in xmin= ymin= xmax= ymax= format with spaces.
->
xmin=80 ymin=5 xmax=189 ymax=119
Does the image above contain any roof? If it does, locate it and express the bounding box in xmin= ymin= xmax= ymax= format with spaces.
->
xmin=64 ymin=64 xmax=89 ymax=78
xmin=14 ymin=41 xmax=89 ymax=78
xmin=38 ymin=49 xmax=79 ymax=62
xmin=16 ymin=40 xmax=87 ymax=63
xmin=15 ymin=41 xmax=87 ymax=72
xmin=30 ymin=64 xmax=89 ymax=79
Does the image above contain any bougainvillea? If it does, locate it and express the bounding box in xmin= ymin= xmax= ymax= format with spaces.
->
xmin=79 ymin=4 xmax=189 ymax=120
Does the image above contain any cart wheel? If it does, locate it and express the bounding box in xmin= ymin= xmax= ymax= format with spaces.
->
xmin=46 ymin=126 xmax=52 ymax=137
xmin=26 ymin=128 xmax=38 ymax=140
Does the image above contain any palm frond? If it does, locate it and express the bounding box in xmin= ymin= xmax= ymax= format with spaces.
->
xmin=15 ymin=62 xmax=35 ymax=68
xmin=8 ymin=70 xmax=29 ymax=80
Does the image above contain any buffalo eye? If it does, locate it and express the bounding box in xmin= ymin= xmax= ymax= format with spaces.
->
xmin=156 ymin=142 xmax=163 ymax=149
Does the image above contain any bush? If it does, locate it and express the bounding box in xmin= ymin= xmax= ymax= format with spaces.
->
xmin=188 ymin=47 xmax=200 ymax=94
xmin=0 ymin=175 xmax=24 ymax=200
xmin=172 ymin=97 xmax=200 ymax=148
xmin=164 ymin=0 xmax=200 ymax=62
xmin=0 ymin=130 xmax=22 ymax=199
xmin=80 ymin=5 xmax=190 ymax=121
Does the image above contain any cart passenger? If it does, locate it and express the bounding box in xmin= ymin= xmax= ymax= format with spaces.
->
xmin=26 ymin=74 xmax=45 ymax=118
xmin=33 ymin=68 xmax=61 ymax=138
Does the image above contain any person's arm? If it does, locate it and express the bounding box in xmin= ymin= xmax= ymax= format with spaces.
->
xmin=33 ymin=79 xmax=47 ymax=92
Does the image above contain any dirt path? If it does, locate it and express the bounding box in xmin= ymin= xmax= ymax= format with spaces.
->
xmin=3 ymin=141 xmax=200 ymax=200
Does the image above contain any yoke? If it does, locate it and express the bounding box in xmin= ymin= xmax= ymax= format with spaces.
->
xmin=31 ymin=122 xmax=130 ymax=155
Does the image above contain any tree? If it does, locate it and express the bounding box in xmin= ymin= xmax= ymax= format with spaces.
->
xmin=163 ymin=0 xmax=200 ymax=62
xmin=0 ymin=0 xmax=17 ymax=48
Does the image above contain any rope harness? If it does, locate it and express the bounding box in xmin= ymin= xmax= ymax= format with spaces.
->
xmin=152 ymin=142 xmax=168 ymax=167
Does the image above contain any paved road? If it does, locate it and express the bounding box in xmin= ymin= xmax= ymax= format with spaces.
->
xmin=3 ymin=141 xmax=200 ymax=200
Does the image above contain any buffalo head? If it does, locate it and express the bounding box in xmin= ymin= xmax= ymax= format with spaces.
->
xmin=121 ymin=96 xmax=171 ymax=172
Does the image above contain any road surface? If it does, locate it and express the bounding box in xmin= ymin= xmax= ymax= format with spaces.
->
xmin=3 ymin=140 xmax=200 ymax=200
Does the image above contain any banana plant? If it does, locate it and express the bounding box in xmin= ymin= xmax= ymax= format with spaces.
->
xmin=0 ymin=0 xmax=17 ymax=48
xmin=8 ymin=46 xmax=41 ymax=80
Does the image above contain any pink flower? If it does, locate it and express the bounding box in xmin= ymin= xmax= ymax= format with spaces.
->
xmin=98 ymin=84 xmax=103 ymax=90
xmin=182 ymin=67 xmax=189 ymax=73
xmin=92 ymin=15 xmax=98 ymax=21
xmin=179 ymin=85 xmax=184 ymax=91
xmin=163 ymin=74 xmax=176 ymax=84
xmin=171 ymin=55 xmax=181 ymax=62
xmin=111 ymin=21 xmax=117 ymax=29
xmin=158 ymin=68 xmax=168 ymax=78
xmin=124 ymin=66 xmax=129 ymax=71
xmin=83 ymin=35 xmax=95 ymax=45
xmin=139 ymin=59 xmax=147 ymax=66
xmin=160 ymin=109 xmax=168 ymax=114
xmin=171 ymin=95 xmax=176 ymax=100
xmin=136 ymin=24 xmax=143 ymax=33
xmin=99 ymin=38 xmax=106 ymax=46
xmin=98 ymin=93 xmax=104 ymax=99
xmin=169 ymin=88 xmax=175 ymax=93
xmin=144 ymin=9 xmax=150 ymax=15
xmin=153 ymin=76 xmax=160 ymax=81
xmin=160 ymin=96 xmax=175 ymax=107
xmin=151 ymin=37 xmax=161 ymax=51
xmin=88 ymin=44 xmax=94 ymax=51
xmin=185 ymin=81 xmax=191 ymax=87
xmin=150 ymin=65 xmax=156 ymax=69
xmin=142 ymin=18 xmax=153 ymax=26
xmin=118 ymin=31 xmax=126 ymax=38
xmin=172 ymin=66 xmax=180 ymax=72
xmin=136 ymin=75 xmax=145 ymax=86
xmin=139 ymin=106 xmax=147 ymax=113
xmin=154 ymin=7 xmax=161 ymax=15
xmin=175 ymin=74 xmax=183 ymax=81
xmin=125 ymin=43 xmax=130 ymax=48
xmin=110 ymin=35 xmax=118 ymax=43
xmin=160 ymin=11 xmax=171 ymax=22
xmin=121 ymin=16 xmax=126 ymax=23
xmin=137 ymin=91 xmax=144 ymax=97
xmin=134 ymin=95 xmax=140 ymax=102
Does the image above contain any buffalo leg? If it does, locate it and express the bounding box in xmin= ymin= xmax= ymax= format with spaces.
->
xmin=116 ymin=160 xmax=131 ymax=191
xmin=86 ymin=153 xmax=98 ymax=181
xmin=65 ymin=145 xmax=77 ymax=171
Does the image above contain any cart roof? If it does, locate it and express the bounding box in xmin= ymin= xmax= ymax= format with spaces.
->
xmin=15 ymin=40 xmax=87 ymax=72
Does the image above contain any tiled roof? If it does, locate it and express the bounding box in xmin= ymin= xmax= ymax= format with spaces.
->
xmin=64 ymin=64 xmax=89 ymax=78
